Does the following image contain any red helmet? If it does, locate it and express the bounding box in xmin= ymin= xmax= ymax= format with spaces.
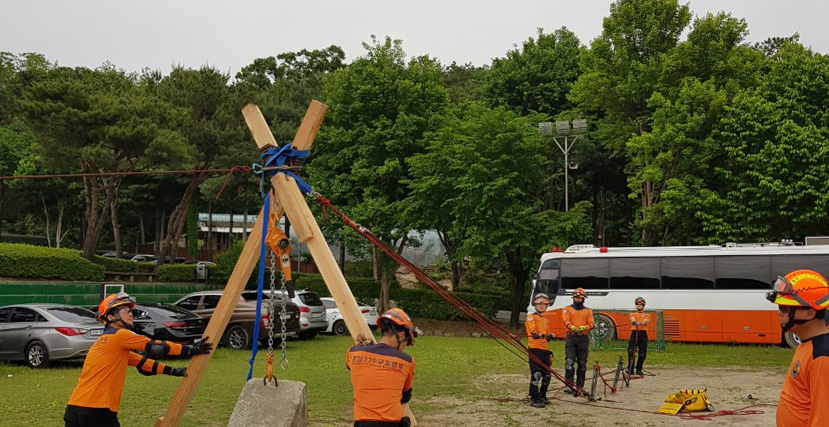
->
xmin=767 ymin=270 xmax=829 ymax=311
xmin=97 ymin=292 xmax=136 ymax=322
xmin=377 ymin=308 xmax=422 ymax=346
xmin=572 ymin=288 xmax=587 ymax=299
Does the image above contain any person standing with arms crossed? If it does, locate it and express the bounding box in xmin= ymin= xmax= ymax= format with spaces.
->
xmin=525 ymin=293 xmax=555 ymax=408
xmin=347 ymin=308 xmax=421 ymax=427
xmin=766 ymin=269 xmax=829 ymax=427
xmin=562 ymin=287 xmax=593 ymax=395
xmin=64 ymin=292 xmax=213 ymax=427
xmin=628 ymin=296 xmax=650 ymax=376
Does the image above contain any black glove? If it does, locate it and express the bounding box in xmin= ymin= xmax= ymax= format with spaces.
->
xmin=531 ymin=332 xmax=542 ymax=339
xmin=632 ymin=321 xmax=640 ymax=326
xmin=187 ymin=337 xmax=213 ymax=356
xmin=546 ymin=333 xmax=555 ymax=341
xmin=170 ymin=367 xmax=187 ymax=377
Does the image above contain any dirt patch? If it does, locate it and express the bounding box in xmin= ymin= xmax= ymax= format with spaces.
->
xmin=416 ymin=366 xmax=782 ymax=426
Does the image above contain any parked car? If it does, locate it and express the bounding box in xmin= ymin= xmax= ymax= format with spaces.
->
xmin=172 ymin=290 xmax=300 ymax=350
xmin=130 ymin=254 xmax=156 ymax=262
xmin=320 ymin=297 xmax=379 ymax=336
xmin=182 ymin=260 xmax=216 ymax=267
xmin=271 ymin=289 xmax=328 ymax=339
xmin=0 ymin=304 xmax=104 ymax=368
xmin=130 ymin=303 xmax=207 ymax=344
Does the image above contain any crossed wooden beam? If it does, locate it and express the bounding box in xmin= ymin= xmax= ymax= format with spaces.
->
xmin=155 ymin=101 xmax=416 ymax=426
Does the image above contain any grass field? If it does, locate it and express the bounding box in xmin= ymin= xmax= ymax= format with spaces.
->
xmin=0 ymin=335 xmax=794 ymax=427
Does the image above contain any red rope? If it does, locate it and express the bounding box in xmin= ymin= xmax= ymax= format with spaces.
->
xmin=313 ymin=194 xmax=584 ymax=395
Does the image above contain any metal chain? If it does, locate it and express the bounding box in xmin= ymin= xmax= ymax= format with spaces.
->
xmin=279 ymin=271 xmax=288 ymax=369
xmin=267 ymin=252 xmax=276 ymax=357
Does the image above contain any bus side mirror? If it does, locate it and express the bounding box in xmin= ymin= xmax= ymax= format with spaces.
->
xmin=533 ymin=273 xmax=539 ymax=281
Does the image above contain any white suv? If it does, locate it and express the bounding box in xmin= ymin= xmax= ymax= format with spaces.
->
xmin=270 ymin=289 xmax=327 ymax=339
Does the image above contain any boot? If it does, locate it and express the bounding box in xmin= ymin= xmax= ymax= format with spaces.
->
xmin=530 ymin=398 xmax=546 ymax=408
xmin=636 ymin=369 xmax=644 ymax=376
xmin=540 ymin=395 xmax=550 ymax=404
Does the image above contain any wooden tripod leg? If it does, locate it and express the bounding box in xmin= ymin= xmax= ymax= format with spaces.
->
xmin=156 ymin=205 xmax=278 ymax=427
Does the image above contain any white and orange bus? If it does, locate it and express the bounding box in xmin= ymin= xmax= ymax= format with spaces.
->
xmin=528 ymin=239 xmax=829 ymax=348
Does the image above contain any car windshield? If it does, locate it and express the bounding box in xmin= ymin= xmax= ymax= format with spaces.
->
xmin=299 ymin=292 xmax=323 ymax=306
xmin=144 ymin=304 xmax=198 ymax=319
xmin=47 ymin=307 xmax=97 ymax=322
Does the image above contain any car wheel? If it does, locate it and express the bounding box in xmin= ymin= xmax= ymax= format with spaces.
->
xmin=224 ymin=325 xmax=250 ymax=350
xmin=592 ymin=314 xmax=616 ymax=342
xmin=784 ymin=331 xmax=801 ymax=349
xmin=26 ymin=341 xmax=49 ymax=369
xmin=333 ymin=320 xmax=349 ymax=336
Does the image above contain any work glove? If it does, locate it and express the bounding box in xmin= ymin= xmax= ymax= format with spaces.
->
xmin=577 ymin=326 xmax=586 ymax=333
xmin=170 ymin=367 xmax=188 ymax=377
xmin=569 ymin=325 xmax=578 ymax=333
xmin=188 ymin=337 xmax=213 ymax=355
xmin=632 ymin=321 xmax=640 ymax=326
xmin=531 ymin=331 xmax=543 ymax=339
xmin=546 ymin=333 xmax=555 ymax=341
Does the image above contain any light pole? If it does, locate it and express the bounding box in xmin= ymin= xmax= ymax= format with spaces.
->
xmin=539 ymin=119 xmax=587 ymax=211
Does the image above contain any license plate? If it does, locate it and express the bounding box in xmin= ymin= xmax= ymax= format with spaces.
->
xmin=90 ymin=329 xmax=103 ymax=336
xmin=312 ymin=313 xmax=322 ymax=318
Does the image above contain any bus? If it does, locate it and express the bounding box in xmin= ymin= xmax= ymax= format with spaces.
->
xmin=528 ymin=239 xmax=829 ymax=348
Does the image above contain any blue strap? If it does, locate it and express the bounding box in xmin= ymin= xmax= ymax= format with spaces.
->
xmin=247 ymin=194 xmax=270 ymax=380
xmin=260 ymin=144 xmax=313 ymax=194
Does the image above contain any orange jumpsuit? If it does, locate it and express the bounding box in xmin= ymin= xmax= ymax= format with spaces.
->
xmin=525 ymin=311 xmax=552 ymax=402
xmin=347 ymin=343 xmax=415 ymax=423
xmin=67 ymin=327 xmax=183 ymax=413
xmin=777 ymin=333 xmax=829 ymax=426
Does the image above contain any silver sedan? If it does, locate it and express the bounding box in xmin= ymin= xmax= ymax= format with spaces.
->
xmin=0 ymin=304 xmax=104 ymax=368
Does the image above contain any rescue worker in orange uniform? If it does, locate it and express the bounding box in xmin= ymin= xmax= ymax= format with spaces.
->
xmin=628 ymin=296 xmax=650 ymax=376
xmin=64 ymin=292 xmax=213 ymax=427
xmin=767 ymin=269 xmax=829 ymax=427
xmin=562 ymin=287 xmax=593 ymax=394
xmin=525 ymin=293 xmax=555 ymax=408
xmin=347 ymin=308 xmax=421 ymax=427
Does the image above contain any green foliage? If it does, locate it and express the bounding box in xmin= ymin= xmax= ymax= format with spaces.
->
xmin=0 ymin=243 xmax=104 ymax=281
xmin=157 ymin=264 xmax=199 ymax=282
xmin=485 ymin=27 xmax=581 ymax=117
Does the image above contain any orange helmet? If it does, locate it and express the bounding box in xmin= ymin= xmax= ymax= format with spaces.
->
xmin=97 ymin=292 xmax=136 ymax=322
xmin=767 ymin=270 xmax=829 ymax=311
xmin=572 ymin=288 xmax=587 ymax=299
xmin=377 ymin=308 xmax=422 ymax=346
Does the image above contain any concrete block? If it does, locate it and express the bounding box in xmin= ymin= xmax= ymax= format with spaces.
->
xmin=228 ymin=379 xmax=307 ymax=427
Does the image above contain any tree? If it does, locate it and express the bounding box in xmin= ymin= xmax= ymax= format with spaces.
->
xmin=443 ymin=62 xmax=487 ymax=104
xmin=155 ymin=66 xmax=237 ymax=265
xmin=699 ymin=43 xmax=829 ymax=241
xmin=310 ymin=36 xmax=450 ymax=312
xmin=409 ymin=102 xmax=592 ymax=326
xmin=485 ymin=28 xmax=581 ymax=117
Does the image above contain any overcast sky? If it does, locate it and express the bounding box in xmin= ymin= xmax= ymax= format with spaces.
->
xmin=3 ymin=0 xmax=827 ymax=76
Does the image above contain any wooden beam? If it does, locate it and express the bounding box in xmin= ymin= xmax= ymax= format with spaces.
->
xmin=156 ymin=205 xmax=267 ymax=427
xmin=242 ymin=104 xmax=279 ymax=151
xmin=292 ymin=100 xmax=327 ymax=150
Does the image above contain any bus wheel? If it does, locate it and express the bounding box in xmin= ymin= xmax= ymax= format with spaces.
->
xmin=784 ymin=331 xmax=801 ymax=349
xmin=593 ymin=314 xmax=616 ymax=342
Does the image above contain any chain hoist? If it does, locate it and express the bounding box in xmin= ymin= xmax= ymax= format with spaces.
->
xmin=264 ymin=208 xmax=294 ymax=385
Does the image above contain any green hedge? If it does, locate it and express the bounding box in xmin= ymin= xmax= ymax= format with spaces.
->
xmin=0 ymin=243 xmax=105 ymax=281
xmin=157 ymin=264 xmax=195 ymax=282
xmin=92 ymin=256 xmax=156 ymax=273
xmin=293 ymin=273 xmax=512 ymax=321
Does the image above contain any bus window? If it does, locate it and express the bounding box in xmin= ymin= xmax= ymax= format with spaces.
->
xmin=610 ymin=258 xmax=660 ymax=289
xmin=535 ymin=258 xmax=561 ymax=296
xmin=715 ymin=256 xmax=772 ymax=289
xmin=661 ymin=257 xmax=715 ymax=289
xmin=772 ymin=255 xmax=829 ymax=279
xmin=561 ymin=258 xmax=609 ymax=289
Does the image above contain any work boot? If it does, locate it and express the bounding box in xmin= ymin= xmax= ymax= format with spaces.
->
xmin=540 ymin=396 xmax=550 ymax=404
xmin=562 ymin=386 xmax=572 ymax=394
xmin=636 ymin=370 xmax=644 ymax=376
xmin=529 ymin=398 xmax=546 ymax=408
